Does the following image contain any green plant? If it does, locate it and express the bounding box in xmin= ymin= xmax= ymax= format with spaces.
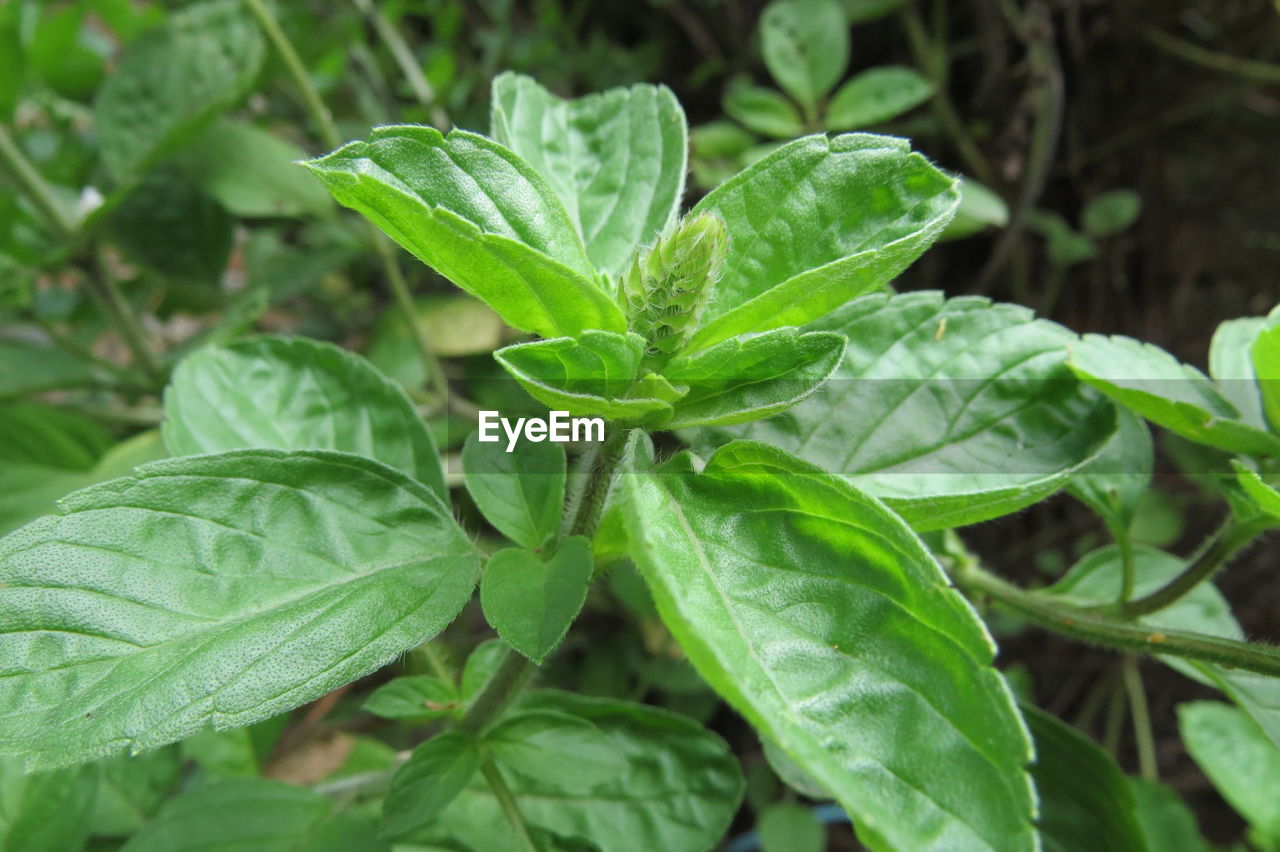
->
xmin=2 ymin=8 xmax=1280 ymax=850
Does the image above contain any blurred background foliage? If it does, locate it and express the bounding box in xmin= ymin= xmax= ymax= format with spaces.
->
xmin=1 ymin=0 xmax=1279 ymax=847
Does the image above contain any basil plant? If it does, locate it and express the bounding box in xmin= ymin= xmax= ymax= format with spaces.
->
xmin=3 ymin=71 xmax=1280 ymax=852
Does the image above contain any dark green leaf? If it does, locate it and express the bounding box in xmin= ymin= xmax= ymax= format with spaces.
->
xmin=687 ymin=134 xmax=958 ymax=348
xmin=760 ymin=0 xmax=849 ymax=108
xmin=364 ymin=674 xmax=460 ymax=723
xmin=480 ymin=537 xmax=593 ymax=663
xmin=303 ymin=126 xmax=625 ymax=338
xmin=94 ymin=0 xmax=265 ymax=182
xmin=382 ymin=731 xmax=482 ymax=841
xmin=759 ymin=802 xmax=824 ymax=852
xmin=0 ymin=450 xmax=479 ymax=769
xmin=1022 ymin=705 xmax=1147 ymax=852
xmin=1127 ymin=778 xmax=1213 ymax=852
xmin=826 ymin=66 xmax=934 ymax=130
xmin=0 ymin=755 xmax=96 ymax=851
xmin=486 ymin=709 xmax=625 ymax=786
xmin=0 ymin=403 xmax=111 ymax=470
xmin=1068 ymin=334 xmax=1280 ymax=456
xmin=491 ymin=73 xmax=686 ymax=277
xmin=90 ymin=748 xmax=183 ymax=837
xmin=621 ymin=437 xmax=1036 ymax=851
xmin=665 ymin=328 xmax=845 ymax=427
xmin=723 ymin=83 xmax=805 ymax=138
xmin=0 ymin=339 xmax=96 ymax=398
xmin=463 ymin=429 xmax=565 ymax=550
xmin=698 ymin=292 xmax=1115 ymax=529
xmin=163 ymin=336 xmax=446 ymax=499
xmin=1179 ymin=702 xmax=1280 ymax=848
xmin=109 ymin=166 xmax=233 ymax=282
xmin=1081 ymin=190 xmax=1142 ymax=238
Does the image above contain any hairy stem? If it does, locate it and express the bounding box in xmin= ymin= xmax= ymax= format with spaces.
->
xmin=242 ymin=0 xmax=445 ymax=399
xmin=1123 ymin=655 xmax=1158 ymax=782
xmin=1120 ymin=517 xmax=1266 ymax=618
xmin=457 ymin=647 xmax=536 ymax=736
xmin=952 ymin=561 xmax=1280 ymax=677
xmin=481 ymin=760 xmax=539 ymax=852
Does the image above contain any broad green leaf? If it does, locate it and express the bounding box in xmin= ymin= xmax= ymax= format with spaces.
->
xmin=826 ymin=66 xmax=934 ymax=130
xmin=621 ymin=437 xmax=1036 ymax=851
xmin=1179 ymin=702 xmax=1280 ymax=848
xmin=1022 ymin=705 xmax=1147 ymax=852
xmin=494 ymin=331 xmax=676 ymax=422
xmin=1081 ymin=189 xmax=1142 ymax=238
xmin=486 ymin=709 xmax=625 ymax=786
xmin=163 ymin=336 xmax=446 ymax=499
xmin=431 ymin=690 xmax=743 ymax=852
xmin=490 ymin=73 xmax=687 ymax=277
xmin=664 ymin=328 xmax=846 ymax=428
xmin=0 ymin=403 xmax=111 ymax=470
xmin=178 ymin=118 xmax=335 ymax=219
xmin=90 ymin=749 xmax=183 ymax=837
xmin=758 ymin=802 xmax=824 ymax=852
xmin=0 ymin=449 xmax=480 ymax=769
xmin=760 ymin=0 xmax=849 ymax=109
xmin=1046 ymin=544 xmax=1280 ymax=751
xmin=940 ymin=176 xmax=1008 ymax=241
xmin=1127 ymin=778 xmax=1213 ymax=852
xmin=120 ymin=777 xmax=385 ymax=852
xmin=1067 ymin=407 xmax=1153 ymax=532
xmin=687 ymin=134 xmax=959 ymax=348
xmin=1209 ymin=316 xmax=1268 ymax=431
xmin=480 ymin=537 xmax=593 ymax=663
xmin=463 ymin=429 xmax=565 ymax=550
xmin=93 ymin=0 xmax=265 ymax=182
xmin=109 ymin=166 xmax=233 ymax=282
xmin=698 ymin=292 xmax=1115 ymax=530
xmin=0 ymin=339 xmax=96 ymax=398
xmin=723 ymin=83 xmax=805 ymax=138
xmin=0 ymin=755 xmax=96 ymax=852
xmin=303 ymin=126 xmax=625 ymax=338
xmin=1069 ymin=334 xmax=1280 ymax=456
xmin=1253 ymin=308 xmax=1280 ymax=432
xmin=382 ymin=731 xmax=482 ymax=841
xmin=364 ymin=674 xmax=460 ymax=723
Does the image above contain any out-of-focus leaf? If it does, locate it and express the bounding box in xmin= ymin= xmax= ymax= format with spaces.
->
xmin=760 ymin=0 xmax=849 ymax=109
xmin=758 ymin=802 xmax=824 ymax=852
xmin=108 ymin=167 xmax=233 ymax=283
xmin=1179 ymin=702 xmax=1280 ymax=848
xmin=364 ymin=674 xmax=460 ymax=723
xmin=0 ymin=754 xmax=96 ymax=851
xmin=826 ymin=66 xmax=933 ymax=130
xmin=940 ymin=177 xmax=1008 ymax=241
xmin=1081 ymin=190 xmax=1141 ymax=238
xmin=0 ymin=339 xmax=97 ymax=398
xmin=381 ymin=731 xmax=481 ymax=841
xmin=90 ymin=748 xmax=183 ymax=837
xmin=723 ymin=83 xmax=805 ymax=138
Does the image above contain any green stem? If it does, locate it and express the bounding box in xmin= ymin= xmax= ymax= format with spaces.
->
xmin=952 ymin=561 xmax=1280 ymax=677
xmin=1113 ymin=522 xmax=1136 ymax=605
xmin=86 ymin=253 xmax=162 ymax=381
xmin=1141 ymin=25 xmax=1280 ymax=86
xmin=480 ymin=760 xmax=539 ymax=852
xmin=1102 ymin=674 xmax=1127 ymax=757
xmin=350 ymin=0 xmax=450 ymax=129
xmin=1121 ymin=518 xmax=1265 ymax=618
xmin=0 ymin=124 xmax=75 ymax=239
xmin=457 ymin=648 xmax=536 ymax=736
xmin=241 ymin=0 xmax=444 ymax=398
xmin=1123 ymin=655 xmax=1158 ymax=782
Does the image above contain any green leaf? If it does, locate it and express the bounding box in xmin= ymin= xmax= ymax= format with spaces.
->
xmin=1209 ymin=316 xmax=1268 ymax=431
xmin=1067 ymin=407 xmax=1153 ymax=532
xmin=758 ymin=802 xmax=824 ymax=852
xmin=109 ymin=166 xmax=233 ymax=282
xmin=490 ymin=73 xmax=687 ymax=277
xmin=382 ymin=731 xmax=482 ymax=841
xmin=90 ymin=749 xmax=183 ymax=837
xmin=303 ymin=126 xmax=625 ymax=338
xmin=180 ymin=716 xmax=287 ymax=779
xmin=723 ymin=83 xmax=805 ymax=138
xmin=697 ymin=292 xmax=1115 ymax=530
xmin=460 ymin=639 xmax=510 ymax=705
xmin=762 ymin=738 xmax=832 ymax=799
xmin=0 ymin=755 xmax=96 ymax=851
xmin=1068 ymin=334 xmax=1280 ymax=457
xmin=940 ymin=176 xmax=1008 ymax=241
xmin=431 ymin=690 xmax=743 ymax=852
xmin=664 ymin=328 xmax=846 ymax=428
xmin=463 ymin=429 xmax=565 ymax=550
xmin=1233 ymin=461 xmax=1280 ymax=520
xmin=0 ymin=339 xmax=97 ymax=398
xmin=177 ymin=118 xmax=335 ymax=219
xmin=1027 ymin=210 xmax=1096 ymax=267
xmin=1127 ymin=778 xmax=1213 ymax=852
xmin=1179 ymin=701 xmax=1280 ymax=848
xmin=119 ymin=777 xmax=384 ymax=852
xmin=163 ymin=336 xmax=446 ymax=499
xmin=826 ymin=66 xmax=934 ymax=130
xmin=621 ymin=437 xmax=1036 ymax=851
xmin=1253 ymin=308 xmax=1280 ymax=433
xmin=760 ymin=0 xmax=849 ymax=109
xmin=364 ymin=674 xmax=460 ymax=722
xmin=93 ymin=0 xmax=265 ymax=182
xmin=494 ymin=331 xmax=675 ymax=422
xmin=1022 ymin=704 xmax=1147 ymax=852
xmin=0 ymin=403 xmax=111 ymax=470
xmin=480 ymin=537 xmax=593 ymax=663
xmin=486 ymin=709 xmax=625 ymax=786
xmin=0 ymin=449 xmax=480 ymax=769
xmin=1081 ymin=190 xmax=1142 ymax=238
xmin=687 ymin=134 xmax=959 ymax=348
xmin=1046 ymin=544 xmax=1280 ymax=751
xmin=27 ymin=4 xmax=103 ymax=101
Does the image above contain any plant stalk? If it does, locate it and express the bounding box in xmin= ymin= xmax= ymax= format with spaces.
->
xmin=350 ymin=0 xmax=450 ymax=129
xmin=1122 ymin=655 xmax=1158 ymax=782
xmin=480 ymin=760 xmax=539 ymax=852
xmin=1120 ymin=518 xmax=1266 ymax=618
xmin=0 ymin=124 xmax=76 ymax=239
xmin=86 ymin=253 xmax=163 ymax=381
